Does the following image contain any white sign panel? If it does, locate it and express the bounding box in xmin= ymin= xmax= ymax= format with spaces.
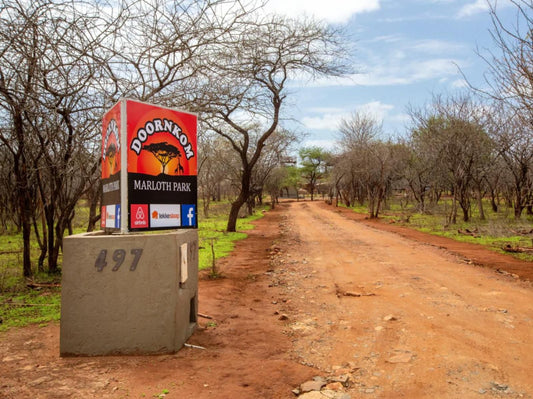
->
xmin=149 ymin=204 xmax=181 ymax=228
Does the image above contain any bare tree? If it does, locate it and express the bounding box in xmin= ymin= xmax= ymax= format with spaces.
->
xmin=0 ymin=1 xmax=41 ymax=276
xmin=250 ymin=129 xmax=299 ymax=210
xmin=199 ymin=15 xmax=351 ymax=231
xmin=465 ymin=1 xmax=533 ymax=218
xmin=109 ymin=0 xmax=256 ymax=105
xmin=197 ymin=133 xmax=236 ymax=217
xmin=408 ymin=94 xmax=493 ymax=223
xmin=264 ymin=167 xmax=287 ymax=209
xmin=402 ymin=141 xmax=435 ymax=213
xmin=486 ymin=107 xmax=533 ymax=218
xmin=338 ymin=111 xmax=382 ymax=150
xmin=0 ymin=0 xmax=120 ymax=275
xmin=336 ymin=112 xmax=400 ymax=218
xmin=477 ymin=1 xmax=533 ymax=124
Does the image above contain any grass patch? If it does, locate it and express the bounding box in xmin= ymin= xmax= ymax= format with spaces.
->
xmin=0 ymin=200 xmax=268 ymax=331
xmin=198 ymin=205 xmax=268 ymax=272
xmin=351 ymin=197 xmax=533 ymax=262
xmin=0 ymin=288 xmax=61 ymax=332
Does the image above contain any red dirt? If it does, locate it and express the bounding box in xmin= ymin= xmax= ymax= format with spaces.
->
xmin=1 ymin=200 xmax=532 ymax=398
xmin=320 ymin=201 xmax=533 ymax=282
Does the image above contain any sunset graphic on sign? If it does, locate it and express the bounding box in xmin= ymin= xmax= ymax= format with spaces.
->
xmin=105 ymin=143 xmax=119 ymax=175
xmin=142 ymin=142 xmax=182 ymax=175
xmin=101 ymin=105 xmax=121 ymax=179
xmin=127 ymin=102 xmax=197 ymax=177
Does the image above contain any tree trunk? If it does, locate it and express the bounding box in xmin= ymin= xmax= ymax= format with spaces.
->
xmin=15 ymin=174 xmax=33 ymax=277
xmin=462 ymin=206 xmax=470 ymax=222
xmin=87 ymin=202 xmax=98 ymax=232
xmin=87 ymin=183 xmax=101 ymax=232
xmin=12 ymin=112 xmax=33 ymax=277
xmin=514 ymin=188 xmax=523 ymax=219
xmin=45 ymin=204 xmax=55 ymax=273
xmin=48 ymin=216 xmax=69 ymax=275
xmin=203 ymin=195 xmax=210 ymax=218
xmin=270 ymin=193 xmax=276 ymax=209
xmin=21 ymin=211 xmax=32 ymax=277
xmin=450 ymin=195 xmax=457 ymax=225
xmin=32 ymin=211 xmax=47 ymax=273
xmin=489 ymin=188 xmax=498 ymax=213
xmin=227 ymin=164 xmax=253 ymax=232
xmin=514 ymin=205 xmax=523 ymax=219
xmin=476 ymin=187 xmax=485 ymax=220
xmin=246 ymin=197 xmax=254 ymax=216
xmin=227 ymin=195 xmax=245 ymax=232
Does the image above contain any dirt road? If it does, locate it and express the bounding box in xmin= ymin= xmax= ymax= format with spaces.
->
xmin=1 ymin=200 xmax=532 ymax=398
xmin=273 ymin=201 xmax=533 ymax=398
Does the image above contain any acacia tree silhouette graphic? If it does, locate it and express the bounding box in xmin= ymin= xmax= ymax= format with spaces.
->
xmin=142 ymin=142 xmax=181 ymax=175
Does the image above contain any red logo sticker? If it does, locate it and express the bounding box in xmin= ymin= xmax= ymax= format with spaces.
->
xmin=101 ymin=206 xmax=106 ymax=228
xmin=131 ymin=204 xmax=149 ymax=228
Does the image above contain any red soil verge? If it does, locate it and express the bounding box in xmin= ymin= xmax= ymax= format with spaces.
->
xmin=318 ymin=201 xmax=533 ymax=281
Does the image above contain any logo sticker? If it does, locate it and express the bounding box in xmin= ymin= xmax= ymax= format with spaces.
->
xmin=181 ymin=204 xmax=196 ymax=227
xmin=130 ymin=204 xmax=149 ymax=228
xmin=115 ymin=204 xmax=121 ymax=229
xmin=105 ymin=204 xmax=117 ymax=228
xmin=101 ymin=206 xmax=106 ymax=228
xmin=150 ymin=204 xmax=181 ymax=228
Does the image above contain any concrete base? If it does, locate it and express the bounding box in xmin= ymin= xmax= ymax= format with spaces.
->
xmin=60 ymin=230 xmax=198 ymax=356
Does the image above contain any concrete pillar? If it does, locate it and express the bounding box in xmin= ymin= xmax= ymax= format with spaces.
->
xmin=60 ymin=230 xmax=198 ymax=356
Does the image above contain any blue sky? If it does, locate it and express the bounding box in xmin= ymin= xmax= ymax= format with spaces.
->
xmin=264 ymin=0 xmax=517 ymax=149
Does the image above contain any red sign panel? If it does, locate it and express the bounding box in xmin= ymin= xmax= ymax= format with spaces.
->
xmin=101 ymin=102 xmax=122 ymax=229
xmin=126 ymin=100 xmax=197 ymax=177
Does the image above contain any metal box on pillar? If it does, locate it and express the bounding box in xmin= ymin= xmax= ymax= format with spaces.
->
xmin=60 ymin=99 xmax=199 ymax=356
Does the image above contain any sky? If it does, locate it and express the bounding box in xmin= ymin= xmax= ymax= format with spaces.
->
xmin=263 ymin=0 xmax=518 ymax=150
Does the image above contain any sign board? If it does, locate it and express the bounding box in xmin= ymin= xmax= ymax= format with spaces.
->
xmin=101 ymin=99 xmax=197 ymax=232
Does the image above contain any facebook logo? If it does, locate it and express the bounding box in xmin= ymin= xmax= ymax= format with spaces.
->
xmin=181 ymin=205 xmax=196 ymax=227
xmin=115 ymin=204 xmax=121 ymax=228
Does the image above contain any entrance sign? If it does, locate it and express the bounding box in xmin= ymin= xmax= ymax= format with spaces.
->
xmin=101 ymin=99 xmax=197 ymax=232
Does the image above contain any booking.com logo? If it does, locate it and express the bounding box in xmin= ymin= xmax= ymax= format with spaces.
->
xmin=181 ymin=205 xmax=196 ymax=227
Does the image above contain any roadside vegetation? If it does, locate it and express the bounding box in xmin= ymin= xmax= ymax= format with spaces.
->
xmin=0 ymin=201 xmax=267 ymax=332
xmin=344 ymin=197 xmax=533 ymax=262
xmin=198 ymin=202 xmax=268 ymax=275
xmin=1 ymin=0 xmax=532 ymax=332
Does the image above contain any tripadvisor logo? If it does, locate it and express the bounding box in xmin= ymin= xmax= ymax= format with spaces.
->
xmin=130 ymin=118 xmax=194 ymax=160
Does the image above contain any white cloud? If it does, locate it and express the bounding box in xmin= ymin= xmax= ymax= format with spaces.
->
xmin=302 ymin=112 xmax=348 ymax=132
xmin=291 ymin=33 xmax=467 ymax=89
xmin=301 ymin=101 xmax=394 ymax=131
xmin=457 ymin=0 xmax=513 ymax=18
xmin=457 ymin=0 xmax=489 ymax=18
xmin=358 ymin=101 xmax=394 ymax=120
xmin=264 ymin=0 xmax=380 ymax=24
xmin=321 ymin=57 xmax=461 ymax=87
xmin=452 ymin=78 xmax=469 ymax=88
xmin=410 ymin=58 xmax=461 ymax=81
xmin=369 ymin=35 xmax=403 ymax=44
xmin=411 ymin=39 xmax=467 ymax=54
